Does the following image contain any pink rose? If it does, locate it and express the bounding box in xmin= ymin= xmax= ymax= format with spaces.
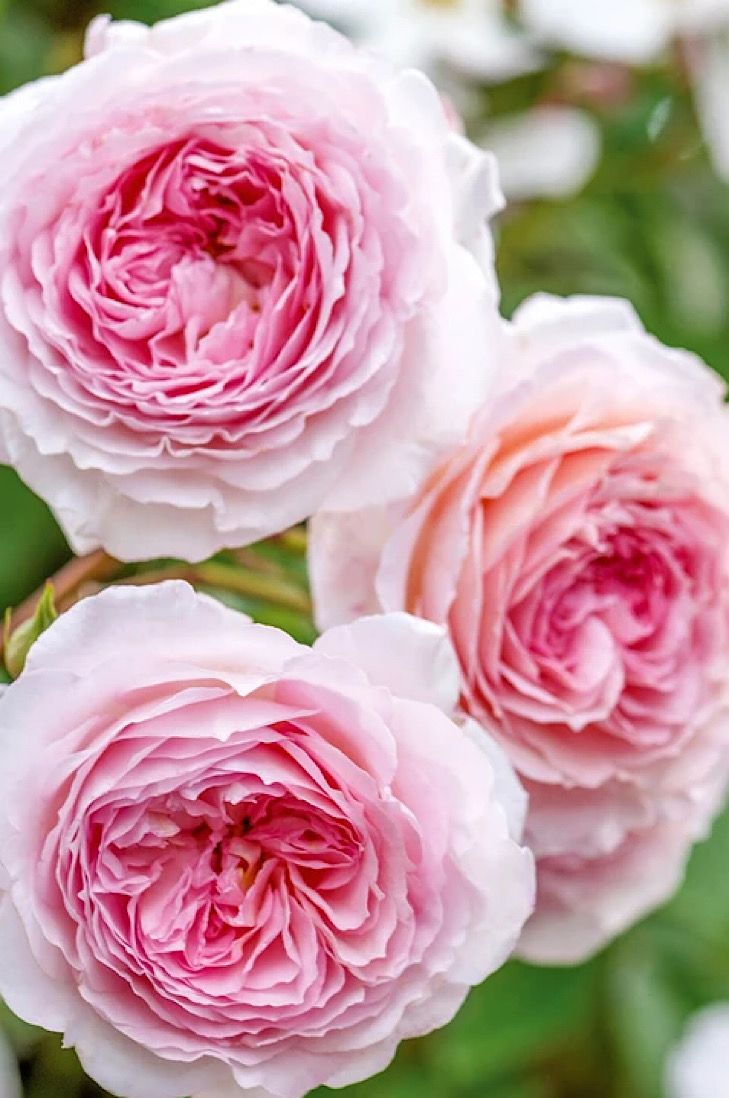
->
xmin=0 ymin=582 xmax=533 ymax=1098
xmin=0 ymin=0 xmax=501 ymax=562
xmin=310 ymin=294 xmax=729 ymax=962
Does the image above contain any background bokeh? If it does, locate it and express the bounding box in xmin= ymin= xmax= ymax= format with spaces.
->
xmin=2 ymin=2 xmax=729 ymax=1096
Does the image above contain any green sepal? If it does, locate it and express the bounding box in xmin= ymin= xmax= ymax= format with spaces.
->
xmin=4 ymin=582 xmax=58 ymax=680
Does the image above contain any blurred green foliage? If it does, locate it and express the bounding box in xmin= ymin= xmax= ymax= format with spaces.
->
xmin=1 ymin=1 xmax=729 ymax=1096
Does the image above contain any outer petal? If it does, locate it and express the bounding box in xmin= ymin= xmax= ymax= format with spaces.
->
xmin=309 ymin=507 xmax=393 ymax=631
xmin=195 ymin=1086 xmax=276 ymax=1098
xmin=72 ymin=1013 xmax=227 ymax=1098
xmin=511 ymin=292 xmax=647 ymax=358
xmin=315 ymin=612 xmax=461 ymax=714
xmin=517 ymin=830 xmax=687 ymax=965
xmin=84 ymin=13 xmax=148 ymax=55
xmin=0 ymin=895 xmax=79 ymax=1033
xmin=462 ymin=718 xmax=529 ymax=843
xmin=18 ymin=581 xmax=298 ymax=680
xmin=320 ymin=240 xmax=505 ymax=514
xmin=518 ymin=781 xmax=725 ymax=966
xmin=389 ymin=696 xmax=535 ymax=985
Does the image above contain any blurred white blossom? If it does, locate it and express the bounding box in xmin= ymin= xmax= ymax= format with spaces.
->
xmin=0 ymin=1030 xmax=21 ymax=1098
xmin=292 ymin=0 xmax=602 ymax=201
xmin=517 ymin=0 xmax=729 ymax=185
xmin=666 ymin=1004 xmax=729 ymax=1098
xmin=692 ymin=30 xmax=729 ymax=180
xmin=479 ymin=105 xmax=600 ymax=200
xmin=519 ymin=0 xmax=729 ymax=63
xmin=293 ymin=0 xmax=540 ymax=81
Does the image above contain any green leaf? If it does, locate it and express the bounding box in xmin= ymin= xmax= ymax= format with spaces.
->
xmin=0 ymin=5 xmax=53 ymax=94
xmin=23 ymin=1035 xmax=91 ymax=1098
xmin=423 ymin=960 xmax=597 ymax=1090
xmin=0 ymin=468 xmax=68 ymax=611
xmin=0 ymin=1000 xmax=43 ymax=1058
xmin=106 ymin=0 xmax=217 ymax=22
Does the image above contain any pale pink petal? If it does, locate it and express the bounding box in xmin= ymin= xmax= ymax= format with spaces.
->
xmin=315 ymin=612 xmax=461 ymax=713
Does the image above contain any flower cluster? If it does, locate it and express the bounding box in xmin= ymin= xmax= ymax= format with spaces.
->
xmin=0 ymin=3 xmax=727 ymax=1098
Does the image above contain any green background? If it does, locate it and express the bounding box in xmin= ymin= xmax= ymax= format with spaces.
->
xmin=1 ymin=3 xmax=729 ymax=1096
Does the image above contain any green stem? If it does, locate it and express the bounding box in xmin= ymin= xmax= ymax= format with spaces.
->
xmin=120 ymin=561 xmax=312 ymax=615
xmin=273 ymin=525 xmax=308 ymax=556
xmin=197 ymin=562 xmax=310 ymax=612
xmin=2 ymin=527 xmax=313 ymax=667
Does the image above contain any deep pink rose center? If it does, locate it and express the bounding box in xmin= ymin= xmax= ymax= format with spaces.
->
xmin=471 ymin=459 xmax=729 ymax=755
xmin=79 ymin=137 xmax=301 ymax=370
xmin=93 ymin=786 xmax=362 ymax=969
xmin=59 ymin=129 xmax=363 ymax=442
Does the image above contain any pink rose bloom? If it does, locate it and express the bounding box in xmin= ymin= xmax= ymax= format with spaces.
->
xmin=667 ymin=1004 xmax=729 ymax=1098
xmin=0 ymin=582 xmax=533 ymax=1098
xmin=0 ymin=0 xmax=501 ymax=562
xmin=310 ymin=294 xmax=729 ymax=963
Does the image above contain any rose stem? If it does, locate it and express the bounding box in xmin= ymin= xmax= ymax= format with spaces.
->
xmin=0 ymin=532 xmax=313 ymax=664
xmin=274 ymin=525 xmax=308 ymax=555
xmin=116 ymin=561 xmax=312 ymax=614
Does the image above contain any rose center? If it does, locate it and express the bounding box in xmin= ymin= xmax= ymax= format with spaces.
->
xmin=534 ymin=525 xmax=679 ymax=661
xmin=81 ymin=135 xmax=296 ymax=371
xmin=93 ymin=786 xmax=365 ymax=964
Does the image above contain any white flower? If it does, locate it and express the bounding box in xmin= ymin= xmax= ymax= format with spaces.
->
xmin=518 ymin=0 xmax=729 ymax=183
xmin=692 ymin=29 xmax=729 ymax=180
xmin=479 ymin=105 xmax=600 ymax=200
xmin=519 ymin=0 xmax=729 ymax=63
xmin=666 ymin=1004 xmax=729 ymax=1098
xmin=293 ymin=0 xmax=540 ymax=82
